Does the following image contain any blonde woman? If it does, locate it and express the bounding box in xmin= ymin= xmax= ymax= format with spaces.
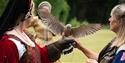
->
xmin=75 ymin=3 xmax=125 ymax=63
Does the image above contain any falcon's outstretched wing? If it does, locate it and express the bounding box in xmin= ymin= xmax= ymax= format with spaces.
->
xmin=38 ymin=10 xmax=65 ymax=35
xmin=71 ymin=24 xmax=102 ymax=38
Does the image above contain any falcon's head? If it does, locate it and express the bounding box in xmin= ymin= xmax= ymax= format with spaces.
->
xmin=65 ymin=24 xmax=72 ymax=30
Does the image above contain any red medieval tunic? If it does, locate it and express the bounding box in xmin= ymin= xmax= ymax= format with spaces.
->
xmin=0 ymin=34 xmax=53 ymax=63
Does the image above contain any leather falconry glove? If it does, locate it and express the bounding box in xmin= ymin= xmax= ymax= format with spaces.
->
xmin=47 ymin=38 xmax=76 ymax=61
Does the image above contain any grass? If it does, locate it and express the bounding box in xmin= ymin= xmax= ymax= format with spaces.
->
xmin=55 ymin=28 xmax=116 ymax=63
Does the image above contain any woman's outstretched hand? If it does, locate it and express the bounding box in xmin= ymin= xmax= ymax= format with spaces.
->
xmin=72 ymin=39 xmax=83 ymax=50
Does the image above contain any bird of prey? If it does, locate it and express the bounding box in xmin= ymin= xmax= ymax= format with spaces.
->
xmin=38 ymin=9 xmax=102 ymax=38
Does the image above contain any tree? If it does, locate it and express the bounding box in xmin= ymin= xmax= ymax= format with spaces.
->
xmin=67 ymin=0 xmax=119 ymax=24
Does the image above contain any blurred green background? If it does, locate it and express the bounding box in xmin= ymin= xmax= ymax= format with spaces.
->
xmin=33 ymin=0 xmax=125 ymax=24
xmin=0 ymin=0 xmax=125 ymax=25
xmin=0 ymin=0 xmax=121 ymax=63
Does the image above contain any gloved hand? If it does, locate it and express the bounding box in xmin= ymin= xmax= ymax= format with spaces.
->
xmin=47 ymin=38 xmax=76 ymax=61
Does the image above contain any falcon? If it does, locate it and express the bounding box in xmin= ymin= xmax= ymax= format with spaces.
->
xmin=38 ymin=8 xmax=102 ymax=38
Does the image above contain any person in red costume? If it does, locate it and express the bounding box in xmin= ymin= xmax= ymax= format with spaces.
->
xmin=0 ymin=0 xmax=76 ymax=63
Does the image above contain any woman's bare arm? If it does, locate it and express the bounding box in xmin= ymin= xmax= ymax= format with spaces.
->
xmin=74 ymin=40 xmax=99 ymax=60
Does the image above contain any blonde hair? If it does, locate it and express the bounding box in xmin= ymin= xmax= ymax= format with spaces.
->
xmin=111 ymin=4 xmax=125 ymax=46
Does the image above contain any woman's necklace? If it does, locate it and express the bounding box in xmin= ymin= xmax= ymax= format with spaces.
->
xmin=14 ymin=28 xmax=35 ymax=47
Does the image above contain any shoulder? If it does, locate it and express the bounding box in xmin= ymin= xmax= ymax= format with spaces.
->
xmin=0 ymin=34 xmax=17 ymax=49
xmin=0 ymin=35 xmax=19 ymax=62
xmin=2 ymin=34 xmax=27 ymax=59
xmin=116 ymin=44 xmax=125 ymax=54
xmin=0 ymin=38 xmax=18 ymax=55
xmin=113 ymin=50 xmax=125 ymax=63
xmin=112 ymin=44 xmax=125 ymax=63
xmin=0 ymin=34 xmax=26 ymax=57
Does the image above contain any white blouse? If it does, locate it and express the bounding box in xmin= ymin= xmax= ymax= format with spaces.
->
xmin=9 ymin=38 xmax=26 ymax=60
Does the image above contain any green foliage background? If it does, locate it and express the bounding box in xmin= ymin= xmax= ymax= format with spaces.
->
xmin=0 ymin=0 xmax=9 ymax=17
xmin=0 ymin=0 xmax=124 ymax=24
xmin=34 ymin=0 xmax=70 ymax=23
xmin=33 ymin=0 xmax=124 ymax=24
